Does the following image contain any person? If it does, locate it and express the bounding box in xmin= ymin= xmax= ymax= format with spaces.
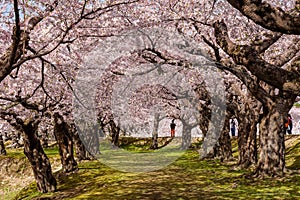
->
xmin=170 ymin=119 xmax=176 ymax=137
xmin=286 ymin=114 xmax=293 ymax=135
xmin=230 ymin=119 xmax=236 ymax=137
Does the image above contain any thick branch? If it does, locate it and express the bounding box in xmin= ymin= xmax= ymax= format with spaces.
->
xmin=201 ymin=35 xmax=221 ymax=62
xmin=0 ymin=0 xmax=27 ymax=83
xmin=253 ymin=33 xmax=282 ymax=54
xmin=199 ymin=28 xmax=274 ymax=102
xmin=227 ymin=0 xmax=300 ymax=34
xmin=283 ymin=56 xmax=300 ymax=95
xmin=9 ymin=0 xmax=21 ymax=68
xmin=0 ymin=110 xmax=24 ymax=133
xmin=270 ymin=38 xmax=300 ymax=67
xmin=213 ymin=20 xmax=297 ymax=92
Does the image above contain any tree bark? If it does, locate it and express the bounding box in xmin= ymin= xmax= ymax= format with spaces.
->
xmin=226 ymin=84 xmax=260 ymax=169
xmin=181 ymin=122 xmax=192 ymax=150
xmin=73 ymin=127 xmax=94 ymax=161
xmin=226 ymin=0 xmax=300 ymax=35
xmin=200 ymin=115 xmax=232 ymax=161
xmin=75 ymin=121 xmax=100 ymax=157
xmin=219 ymin=117 xmax=233 ymax=162
xmin=53 ymin=113 xmax=78 ymax=173
xmin=255 ymin=97 xmax=294 ymax=177
xmin=23 ymin=120 xmax=57 ymax=193
xmin=150 ymin=114 xmax=159 ymax=150
xmin=237 ymin=117 xmax=258 ymax=168
xmin=109 ymin=120 xmax=120 ymax=148
xmin=0 ymin=134 xmax=6 ymax=155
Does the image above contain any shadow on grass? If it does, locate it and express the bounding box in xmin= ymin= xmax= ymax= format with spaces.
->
xmin=13 ymin=137 xmax=300 ymax=200
xmin=14 ymin=150 xmax=300 ymax=200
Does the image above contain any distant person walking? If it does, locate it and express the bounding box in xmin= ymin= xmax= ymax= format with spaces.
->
xmin=170 ymin=119 xmax=176 ymax=137
xmin=230 ymin=119 xmax=236 ymax=137
xmin=285 ymin=114 xmax=293 ymax=135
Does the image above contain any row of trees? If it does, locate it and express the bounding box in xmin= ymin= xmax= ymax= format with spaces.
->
xmin=0 ymin=0 xmax=299 ymax=193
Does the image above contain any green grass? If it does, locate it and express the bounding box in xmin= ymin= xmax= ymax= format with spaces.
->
xmin=285 ymin=136 xmax=300 ymax=169
xmin=0 ymin=146 xmax=59 ymax=159
xmin=12 ymin=137 xmax=300 ymax=200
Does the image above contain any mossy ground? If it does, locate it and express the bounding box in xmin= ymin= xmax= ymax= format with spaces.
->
xmin=3 ymin=136 xmax=300 ymax=200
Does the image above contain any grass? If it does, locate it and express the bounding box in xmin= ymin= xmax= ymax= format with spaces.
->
xmin=285 ymin=136 xmax=300 ymax=169
xmin=0 ymin=145 xmax=60 ymax=159
xmin=11 ymin=136 xmax=300 ymax=200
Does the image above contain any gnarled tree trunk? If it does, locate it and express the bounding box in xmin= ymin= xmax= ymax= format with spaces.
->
xmin=200 ymin=115 xmax=232 ymax=161
xmin=53 ymin=113 xmax=78 ymax=173
xmin=23 ymin=120 xmax=57 ymax=193
xmin=237 ymin=105 xmax=259 ymax=168
xmin=238 ymin=118 xmax=258 ymax=168
xmin=72 ymin=125 xmax=94 ymax=161
xmin=0 ymin=135 xmax=6 ymax=155
xmin=219 ymin=117 xmax=233 ymax=161
xmin=255 ymin=97 xmax=295 ymax=177
xmin=109 ymin=120 xmax=120 ymax=148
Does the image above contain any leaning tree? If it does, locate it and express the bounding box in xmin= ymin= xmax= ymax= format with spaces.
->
xmin=176 ymin=0 xmax=300 ymax=176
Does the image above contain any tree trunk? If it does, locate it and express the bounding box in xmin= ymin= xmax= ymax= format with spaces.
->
xmin=23 ymin=121 xmax=57 ymax=193
xmin=181 ymin=122 xmax=192 ymax=150
xmin=73 ymin=127 xmax=94 ymax=161
xmin=150 ymin=114 xmax=159 ymax=150
xmin=0 ymin=135 xmax=6 ymax=155
xmin=11 ymin=132 xmax=21 ymax=148
xmin=198 ymin=108 xmax=211 ymax=137
xmin=237 ymin=115 xmax=258 ymax=168
xmin=109 ymin=120 xmax=120 ymax=148
xmin=40 ymin=137 xmax=49 ymax=148
xmin=53 ymin=113 xmax=78 ymax=173
xmin=75 ymin=121 xmax=100 ymax=157
xmin=219 ymin=117 xmax=233 ymax=161
xmin=40 ymin=130 xmax=49 ymax=148
xmin=255 ymin=97 xmax=294 ymax=177
xmin=200 ymin=115 xmax=231 ymax=161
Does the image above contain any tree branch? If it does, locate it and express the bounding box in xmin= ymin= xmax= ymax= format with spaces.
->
xmin=226 ymin=0 xmax=300 ymax=34
xmin=269 ymin=38 xmax=300 ymax=67
xmin=213 ymin=20 xmax=297 ymax=92
xmin=0 ymin=1 xmax=57 ymax=83
xmin=253 ymin=33 xmax=282 ymax=54
xmin=216 ymin=60 xmax=271 ymax=104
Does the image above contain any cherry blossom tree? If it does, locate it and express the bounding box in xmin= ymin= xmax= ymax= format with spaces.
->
xmin=1 ymin=1 xmax=299 ymax=193
xmin=0 ymin=0 xmax=141 ymax=193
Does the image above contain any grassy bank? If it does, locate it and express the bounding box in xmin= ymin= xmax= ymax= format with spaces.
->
xmin=0 ymin=146 xmax=61 ymax=200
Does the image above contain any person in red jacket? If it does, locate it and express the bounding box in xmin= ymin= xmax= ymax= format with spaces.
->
xmin=170 ymin=119 xmax=176 ymax=137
